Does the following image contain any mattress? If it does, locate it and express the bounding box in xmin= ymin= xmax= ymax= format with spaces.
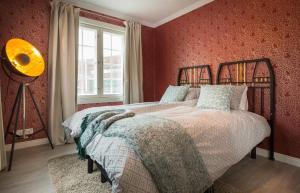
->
xmin=86 ymin=106 xmax=271 ymax=193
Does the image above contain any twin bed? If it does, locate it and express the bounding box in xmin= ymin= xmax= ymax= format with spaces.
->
xmin=63 ymin=58 xmax=275 ymax=193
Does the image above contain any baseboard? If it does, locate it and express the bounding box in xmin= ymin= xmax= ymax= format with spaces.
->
xmin=256 ymin=148 xmax=300 ymax=168
xmin=5 ymin=138 xmax=49 ymax=151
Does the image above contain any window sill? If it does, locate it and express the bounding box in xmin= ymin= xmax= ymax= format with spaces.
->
xmin=77 ymin=95 xmax=123 ymax=105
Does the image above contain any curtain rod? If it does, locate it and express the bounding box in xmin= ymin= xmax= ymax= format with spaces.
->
xmin=52 ymin=0 xmax=128 ymax=23
xmin=79 ymin=8 xmax=125 ymax=22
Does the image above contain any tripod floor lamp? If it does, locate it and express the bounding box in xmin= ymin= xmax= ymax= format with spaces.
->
xmin=1 ymin=38 xmax=54 ymax=171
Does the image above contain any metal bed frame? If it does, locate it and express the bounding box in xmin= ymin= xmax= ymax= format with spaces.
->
xmin=216 ymin=58 xmax=275 ymax=160
xmin=177 ymin=64 xmax=212 ymax=86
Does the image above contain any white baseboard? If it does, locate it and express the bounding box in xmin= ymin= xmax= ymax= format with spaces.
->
xmin=256 ymin=148 xmax=300 ymax=168
xmin=5 ymin=138 xmax=50 ymax=151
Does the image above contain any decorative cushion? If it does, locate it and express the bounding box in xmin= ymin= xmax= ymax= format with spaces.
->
xmin=184 ymin=87 xmax=201 ymax=101
xmin=231 ymin=85 xmax=248 ymax=110
xmin=197 ymin=85 xmax=233 ymax=111
xmin=239 ymin=86 xmax=248 ymax=110
xmin=160 ymin=85 xmax=189 ymax=104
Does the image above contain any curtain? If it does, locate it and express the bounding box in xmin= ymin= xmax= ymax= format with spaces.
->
xmin=124 ymin=21 xmax=144 ymax=104
xmin=48 ymin=0 xmax=79 ymax=145
xmin=0 ymin=87 xmax=7 ymax=171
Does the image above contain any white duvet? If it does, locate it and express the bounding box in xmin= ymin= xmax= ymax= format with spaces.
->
xmin=86 ymin=106 xmax=271 ymax=193
xmin=63 ymin=100 xmax=197 ymax=139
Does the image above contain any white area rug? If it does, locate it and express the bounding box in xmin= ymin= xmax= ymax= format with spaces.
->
xmin=48 ymin=154 xmax=242 ymax=193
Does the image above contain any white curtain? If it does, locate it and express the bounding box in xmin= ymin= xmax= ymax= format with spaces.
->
xmin=124 ymin=21 xmax=144 ymax=104
xmin=0 ymin=87 xmax=7 ymax=171
xmin=48 ymin=0 xmax=79 ymax=145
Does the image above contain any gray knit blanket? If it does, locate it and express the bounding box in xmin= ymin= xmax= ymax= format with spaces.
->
xmin=102 ymin=114 xmax=212 ymax=193
xmin=75 ymin=110 xmax=135 ymax=158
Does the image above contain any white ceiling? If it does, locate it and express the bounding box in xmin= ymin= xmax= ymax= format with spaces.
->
xmin=70 ymin=0 xmax=214 ymax=27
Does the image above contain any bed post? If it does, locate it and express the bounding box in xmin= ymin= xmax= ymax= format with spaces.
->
xmin=269 ymin=123 xmax=275 ymax=160
xmin=87 ymin=155 xmax=93 ymax=174
xmin=204 ymin=185 xmax=214 ymax=193
xmin=250 ymin=147 xmax=256 ymax=159
xmin=266 ymin=58 xmax=275 ymax=161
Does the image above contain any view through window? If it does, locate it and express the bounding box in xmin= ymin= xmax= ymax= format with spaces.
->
xmin=78 ymin=20 xmax=125 ymax=103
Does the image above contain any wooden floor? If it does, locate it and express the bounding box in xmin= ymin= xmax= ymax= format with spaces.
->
xmin=0 ymin=144 xmax=299 ymax=193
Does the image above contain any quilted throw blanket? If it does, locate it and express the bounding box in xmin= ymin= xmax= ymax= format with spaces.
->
xmin=75 ymin=110 xmax=135 ymax=158
xmin=103 ymin=115 xmax=212 ymax=193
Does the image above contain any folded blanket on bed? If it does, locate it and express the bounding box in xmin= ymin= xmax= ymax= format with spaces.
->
xmin=103 ymin=115 xmax=212 ymax=193
xmin=75 ymin=110 xmax=135 ymax=158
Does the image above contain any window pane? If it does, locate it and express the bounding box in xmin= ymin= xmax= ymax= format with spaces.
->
xmin=103 ymin=49 xmax=111 ymax=64
xmin=82 ymin=28 xmax=97 ymax=46
xmin=111 ymin=51 xmax=122 ymax=65
xmin=112 ymin=80 xmax=122 ymax=94
xmin=79 ymin=28 xmax=82 ymax=44
xmin=102 ymin=31 xmax=124 ymax=96
xmin=83 ymin=46 xmax=96 ymax=60
xmin=78 ymin=45 xmax=82 ymax=60
xmin=112 ymin=34 xmax=122 ymax=51
xmin=103 ymin=80 xmax=111 ymax=94
xmin=103 ymin=67 xmax=112 ymax=79
xmin=78 ymin=25 xmax=98 ymax=96
xmin=112 ymin=69 xmax=122 ymax=79
xmin=103 ymin=33 xmax=111 ymax=49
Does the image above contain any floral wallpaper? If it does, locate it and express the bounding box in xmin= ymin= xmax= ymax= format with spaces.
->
xmin=155 ymin=0 xmax=300 ymax=158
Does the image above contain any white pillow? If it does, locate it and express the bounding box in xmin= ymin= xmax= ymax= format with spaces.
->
xmin=184 ymin=87 xmax=201 ymax=101
xmin=231 ymin=85 xmax=248 ymax=110
xmin=239 ymin=86 xmax=248 ymax=110
xmin=197 ymin=85 xmax=233 ymax=111
xmin=160 ymin=85 xmax=190 ymax=104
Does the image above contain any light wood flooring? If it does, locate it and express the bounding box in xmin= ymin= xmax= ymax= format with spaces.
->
xmin=0 ymin=144 xmax=299 ymax=193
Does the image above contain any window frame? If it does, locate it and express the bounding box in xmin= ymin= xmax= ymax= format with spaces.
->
xmin=77 ymin=17 xmax=125 ymax=105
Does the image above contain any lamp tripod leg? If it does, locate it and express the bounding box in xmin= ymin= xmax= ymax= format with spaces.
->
xmin=27 ymin=86 xmax=54 ymax=149
xmin=5 ymin=84 xmax=23 ymax=139
xmin=8 ymin=87 xmax=22 ymax=171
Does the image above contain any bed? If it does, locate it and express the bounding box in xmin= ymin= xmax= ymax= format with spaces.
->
xmin=65 ymin=59 xmax=275 ymax=193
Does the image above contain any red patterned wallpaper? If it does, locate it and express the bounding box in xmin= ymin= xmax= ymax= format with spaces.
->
xmin=155 ymin=0 xmax=300 ymax=158
xmin=0 ymin=0 xmax=156 ymax=143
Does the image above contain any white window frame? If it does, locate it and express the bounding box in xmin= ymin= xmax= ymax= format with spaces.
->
xmin=77 ymin=17 xmax=125 ymax=104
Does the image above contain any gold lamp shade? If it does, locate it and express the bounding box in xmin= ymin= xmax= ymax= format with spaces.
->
xmin=4 ymin=38 xmax=45 ymax=77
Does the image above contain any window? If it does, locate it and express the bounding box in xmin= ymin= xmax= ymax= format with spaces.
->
xmin=77 ymin=18 xmax=125 ymax=104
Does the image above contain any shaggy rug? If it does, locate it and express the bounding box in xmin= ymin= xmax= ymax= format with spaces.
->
xmin=48 ymin=154 xmax=242 ymax=193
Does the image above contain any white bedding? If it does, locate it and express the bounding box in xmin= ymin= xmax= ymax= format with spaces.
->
xmin=63 ymin=100 xmax=198 ymax=138
xmin=86 ymin=106 xmax=270 ymax=193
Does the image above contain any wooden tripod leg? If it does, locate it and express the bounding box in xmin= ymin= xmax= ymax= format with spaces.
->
xmin=27 ymin=86 xmax=54 ymax=149
xmin=8 ymin=90 xmax=22 ymax=171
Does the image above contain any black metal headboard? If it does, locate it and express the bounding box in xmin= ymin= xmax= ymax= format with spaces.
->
xmin=177 ymin=65 xmax=212 ymax=87
xmin=216 ymin=58 xmax=275 ymax=160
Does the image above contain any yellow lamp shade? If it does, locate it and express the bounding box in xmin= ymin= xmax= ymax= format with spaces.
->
xmin=4 ymin=38 xmax=45 ymax=77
